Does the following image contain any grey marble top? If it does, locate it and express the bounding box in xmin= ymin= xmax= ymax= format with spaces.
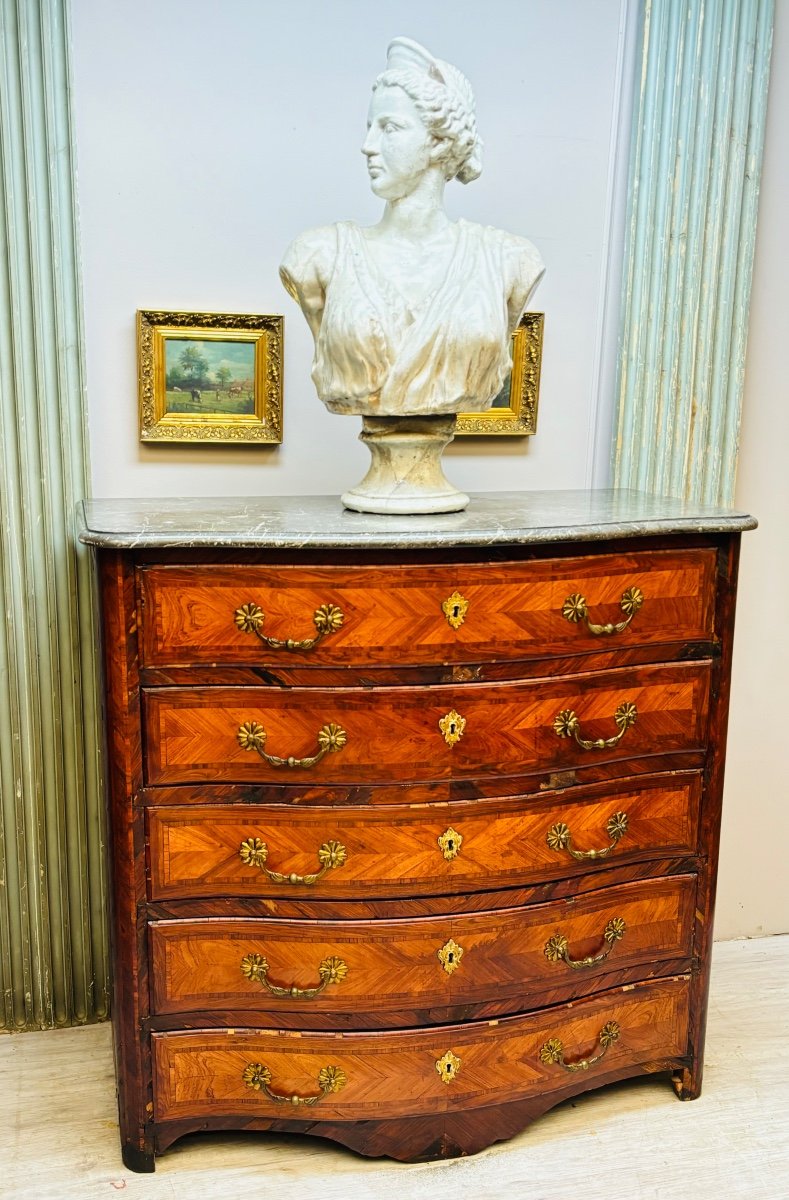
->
xmin=77 ymin=490 xmax=757 ymax=550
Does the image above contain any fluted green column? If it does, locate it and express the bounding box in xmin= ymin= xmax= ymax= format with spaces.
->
xmin=613 ymin=0 xmax=773 ymax=503
xmin=0 ymin=0 xmax=107 ymax=1028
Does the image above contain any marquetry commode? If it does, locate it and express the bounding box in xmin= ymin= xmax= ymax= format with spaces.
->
xmin=78 ymin=489 xmax=755 ymax=1171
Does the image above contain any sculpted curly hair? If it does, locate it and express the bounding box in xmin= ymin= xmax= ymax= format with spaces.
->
xmin=373 ymin=61 xmax=483 ymax=185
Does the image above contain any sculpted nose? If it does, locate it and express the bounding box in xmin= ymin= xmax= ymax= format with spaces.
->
xmin=361 ymin=126 xmax=377 ymax=157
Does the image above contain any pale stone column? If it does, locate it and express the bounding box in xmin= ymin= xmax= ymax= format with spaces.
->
xmin=0 ymin=0 xmax=107 ymax=1028
xmin=613 ymin=0 xmax=774 ymax=504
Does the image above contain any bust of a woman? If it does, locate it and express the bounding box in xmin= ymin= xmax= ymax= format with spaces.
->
xmin=281 ymin=37 xmax=545 ymax=512
xmin=282 ymin=36 xmax=544 ymax=418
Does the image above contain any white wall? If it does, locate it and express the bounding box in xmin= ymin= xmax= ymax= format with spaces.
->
xmin=714 ymin=6 xmax=789 ymax=940
xmin=70 ymin=1 xmax=785 ymax=940
xmin=70 ymin=0 xmax=629 ymax=498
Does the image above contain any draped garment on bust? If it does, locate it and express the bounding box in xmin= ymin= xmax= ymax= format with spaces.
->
xmin=311 ymin=219 xmax=543 ymax=416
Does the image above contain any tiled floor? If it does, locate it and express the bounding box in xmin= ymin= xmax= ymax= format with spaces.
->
xmin=1 ymin=936 xmax=787 ymax=1200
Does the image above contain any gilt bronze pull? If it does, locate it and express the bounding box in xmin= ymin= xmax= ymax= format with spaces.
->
xmin=546 ymin=811 xmax=629 ymax=860
xmin=539 ymin=1021 xmax=621 ymax=1073
xmin=234 ymin=601 xmax=344 ymax=651
xmin=237 ymin=720 xmax=347 ymax=769
xmin=240 ymin=952 xmax=349 ymax=998
xmin=561 ymin=587 xmax=643 ymax=635
xmin=553 ymin=701 xmax=637 ymax=750
xmin=239 ymin=837 xmax=348 ymax=885
xmin=242 ymin=1062 xmax=347 ymax=1105
xmin=544 ymin=917 xmax=627 ymax=970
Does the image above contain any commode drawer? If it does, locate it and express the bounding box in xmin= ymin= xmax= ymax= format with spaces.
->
xmin=149 ymin=875 xmax=696 ymax=1017
xmin=142 ymin=661 xmax=711 ymax=786
xmin=146 ymin=773 xmax=701 ymax=900
xmin=152 ymin=976 xmax=691 ymax=1122
xmin=138 ymin=549 xmax=716 ymax=671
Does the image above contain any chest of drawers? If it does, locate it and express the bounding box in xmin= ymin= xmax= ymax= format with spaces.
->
xmin=78 ymin=490 xmax=755 ymax=1171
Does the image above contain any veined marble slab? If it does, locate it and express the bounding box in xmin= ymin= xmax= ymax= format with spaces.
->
xmin=77 ymin=490 xmax=757 ymax=550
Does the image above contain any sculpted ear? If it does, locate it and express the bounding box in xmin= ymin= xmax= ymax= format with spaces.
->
xmin=429 ymin=136 xmax=450 ymax=165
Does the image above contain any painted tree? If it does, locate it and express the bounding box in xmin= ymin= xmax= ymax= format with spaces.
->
xmin=179 ymin=345 xmax=208 ymax=381
xmin=215 ymin=365 xmax=232 ymax=391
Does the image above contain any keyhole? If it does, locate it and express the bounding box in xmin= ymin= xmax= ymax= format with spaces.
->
xmin=445 ymin=1063 xmax=453 ymax=1077
xmin=447 ymin=952 xmax=454 ymax=964
xmin=447 ymin=839 xmax=455 ymax=852
xmin=452 ymin=604 xmax=460 ymax=619
xmin=450 ymin=722 xmax=457 ymax=736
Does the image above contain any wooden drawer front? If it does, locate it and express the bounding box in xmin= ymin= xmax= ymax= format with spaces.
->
xmin=444 ymin=874 xmax=694 ymax=1006
xmin=152 ymin=976 xmax=689 ymax=1121
xmin=147 ymin=774 xmax=701 ymax=900
xmin=142 ymin=662 xmax=710 ymax=786
xmin=149 ymin=876 xmax=695 ymax=1016
xmin=139 ymin=551 xmax=716 ymax=669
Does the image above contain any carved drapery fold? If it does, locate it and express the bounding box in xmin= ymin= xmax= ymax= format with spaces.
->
xmin=0 ymin=0 xmax=107 ymax=1028
xmin=613 ymin=0 xmax=774 ymax=503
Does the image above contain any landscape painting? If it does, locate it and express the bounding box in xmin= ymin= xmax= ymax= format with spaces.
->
xmin=163 ymin=337 xmax=256 ymax=415
xmin=456 ymin=311 xmax=544 ymax=436
xmin=138 ymin=311 xmax=283 ymax=444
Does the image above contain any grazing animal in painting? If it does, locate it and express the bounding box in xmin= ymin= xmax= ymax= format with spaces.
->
xmin=190 ymin=388 xmax=201 ymax=403
xmin=172 ymin=386 xmax=182 ymax=392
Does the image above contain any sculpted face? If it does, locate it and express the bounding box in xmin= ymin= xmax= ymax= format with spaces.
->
xmin=362 ymin=85 xmax=438 ymax=200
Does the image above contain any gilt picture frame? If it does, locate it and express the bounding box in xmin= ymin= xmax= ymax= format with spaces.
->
xmin=456 ymin=311 xmax=544 ymax=436
xmin=138 ymin=310 xmax=283 ymax=444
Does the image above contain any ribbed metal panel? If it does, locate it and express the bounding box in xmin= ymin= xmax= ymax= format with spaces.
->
xmin=0 ymin=0 xmax=107 ymax=1029
xmin=613 ymin=0 xmax=774 ymax=503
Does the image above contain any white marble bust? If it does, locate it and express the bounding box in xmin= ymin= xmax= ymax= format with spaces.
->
xmin=280 ymin=36 xmax=545 ymax=419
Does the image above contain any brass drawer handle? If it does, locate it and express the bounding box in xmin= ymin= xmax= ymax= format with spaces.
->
xmin=234 ymin=601 xmax=344 ymax=651
xmin=539 ymin=1020 xmax=621 ymax=1073
xmin=546 ymin=811 xmax=629 ymax=860
xmin=562 ymin=586 xmax=643 ymax=635
xmin=242 ymin=1062 xmax=347 ymax=1106
xmin=239 ymin=837 xmax=348 ymax=885
xmin=238 ymin=720 xmax=347 ymax=768
xmin=553 ymin=701 xmax=637 ymax=750
xmin=544 ymin=917 xmax=627 ymax=970
xmin=442 ymin=591 xmax=469 ymax=630
xmin=240 ymin=952 xmax=349 ymax=998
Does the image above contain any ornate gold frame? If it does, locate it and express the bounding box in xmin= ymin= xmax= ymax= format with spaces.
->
xmin=138 ymin=310 xmax=283 ymax=444
xmin=456 ymin=311 xmax=544 ymax=436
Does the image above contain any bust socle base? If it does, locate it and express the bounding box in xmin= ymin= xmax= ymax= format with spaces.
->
xmin=341 ymin=414 xmax=469 ymax=515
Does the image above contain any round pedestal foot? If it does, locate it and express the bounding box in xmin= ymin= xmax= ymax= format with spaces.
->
xmin=341 ymin=415 xmax=469 ymax=515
